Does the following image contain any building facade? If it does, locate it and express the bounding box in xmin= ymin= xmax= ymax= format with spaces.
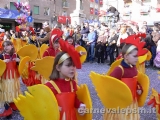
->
xmin=0 ymin=0 xmax=103 ymax=31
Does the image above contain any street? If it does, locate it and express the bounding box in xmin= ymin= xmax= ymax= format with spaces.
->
xmin=0 ymin=62 xmax=159 ymax=120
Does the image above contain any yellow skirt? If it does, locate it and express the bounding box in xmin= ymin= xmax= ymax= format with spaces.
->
xmin=0 ymin=77 xmax=21 ymax=104
xmin=103 ymin=100 xmax=140 ymax=120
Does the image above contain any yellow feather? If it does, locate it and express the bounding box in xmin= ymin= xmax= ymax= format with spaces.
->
xmin=40 ymin=44 xmax=49 ymax=58
xmin=0 ymin=59 xmax=6 ymax=76
xmin=31 ymin=56 xmax=54 ymax=80
xmin=14 ymin=84 xmax=60 ymax=120
xmin=76 ymin=84 xmax=92 ymax=120
xmin=17 ymin=44 xmax=38 ymax=61
xmin=89 ymin=71 xmax=133 ymax=109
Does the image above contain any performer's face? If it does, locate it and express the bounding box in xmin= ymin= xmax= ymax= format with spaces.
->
xmin=67 ymin=38 xmax=74 ymax=45
xmin=3 ymin=43 xmax=13 ymax=54
xmin=125 ymin=50 xmax=138 ymax=65
xmin=57 ymin=58 xmax=76 ymax=79
xmin=53 ymin=42 xmax=59 ymax=50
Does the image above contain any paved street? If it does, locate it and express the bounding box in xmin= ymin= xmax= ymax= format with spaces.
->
xmin=1 ymin=62 xmax=160 ymax=120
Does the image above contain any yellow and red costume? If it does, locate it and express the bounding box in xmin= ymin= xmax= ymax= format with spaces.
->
xmin=90 ymin=34 xmax=150 ymax=120
xmin=14 ymin=37 xmax=92 ymax=120
xmin=43 ymin=28 xmax=63 ymax=57
xmin=45 ymin=79 xmax=81 ymax=120
xmin=116 ymin=33 xmax=151 ymax=73
xmin=0 ymin=53 xmax=21 ymax=117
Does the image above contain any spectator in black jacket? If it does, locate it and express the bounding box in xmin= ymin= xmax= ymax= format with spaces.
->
xmin=80 ymin=22 xmax=89 ymax=47
xmin=106 ymin=29 xmax=118 ymax=65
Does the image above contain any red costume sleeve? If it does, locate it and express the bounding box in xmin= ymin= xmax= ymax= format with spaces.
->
xmin=72 ymin=80 xmax=82 ymax=108
xmin=42 ymin=50 xmax=49 ymax=57
xmin=110 ymin=67 xmax=123 ymax=80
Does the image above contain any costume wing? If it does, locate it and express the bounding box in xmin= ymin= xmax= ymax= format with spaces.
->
xmin=14 ymin=84 xmax=59 ymax=120
xmin=89 ymin=71 xmax=132 ymax=109
xmin=75 ymin=46 xmax=87 ymax=64
xmin=138 ymin=53 xmax=148 ymax=64
xmin=18 ymin=56 xmax=31 ymax=79
xmin=106 ymin=58 xmax=123 ymax=75
xmin=17 ymin=44 xmax=38 ymax=61
xmin=12 ymin=38 xmax=27 ymax=52
xmin=40 ymin=44 xmax=49 ymax=58
xmin=0 ymin=60 xmax=6 ymax=76
xmin=138 ymin=49 xmax=151 ymax=63
xmin=137 ymin=50 xmax=151 ymax=73
xmin=31 ymin=56 xmax=54 ymax=80
xmin=146 ymin=50 xmax=152 ymax=61
xmin=76 ymin=84 xmax=92 ymax=120
xmin=137 ymin=72 xmax=150 ymax=107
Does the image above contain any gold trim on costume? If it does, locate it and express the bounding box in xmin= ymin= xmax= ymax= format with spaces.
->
xmin=58 ymin=53 xmax=70 ymax=65
xmin=126 ymin=45 xmax=137 ymax=55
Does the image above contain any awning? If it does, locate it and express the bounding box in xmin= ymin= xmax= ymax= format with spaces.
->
xmin=0 ymin=8 xmax=21 ymax=19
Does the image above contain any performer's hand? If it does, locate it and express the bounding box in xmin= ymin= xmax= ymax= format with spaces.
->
xmin=13 ymin=58 xmax=20 ymax=62
xmin=3 ymin=59 xmax=10 ymax=63
xmin=59 ymin=106 xmax=62 ymax=111
xmin=137 ymin=89 xmax=142 ymax=95
xmin=80 ymin=51 xmax=87 ymax=55
xmin=78 ymin=103 xmax=86 ymax=116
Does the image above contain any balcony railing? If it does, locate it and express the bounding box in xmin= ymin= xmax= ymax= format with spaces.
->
xmin=62 ymin=1 xmax=69 ymax=8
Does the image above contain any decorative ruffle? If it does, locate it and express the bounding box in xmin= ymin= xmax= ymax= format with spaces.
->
xmin=2 ymin=61 xmax=19 ymax=80
xmin=103 ymin=100 xmax=140 ymax=120
xmin=0 ymin=76 xmax=21 ymax=103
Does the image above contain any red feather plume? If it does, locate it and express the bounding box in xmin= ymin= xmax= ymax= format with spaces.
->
xmin=120 ymin=34 xmax=148 ymax=56
xmin=59 ymin=39 xmax=81 ymax=69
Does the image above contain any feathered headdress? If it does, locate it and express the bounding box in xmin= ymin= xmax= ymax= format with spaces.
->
xmin=120 ymin=34 xmax=148 ymax=56
xmin=50 ymin=28 xmax=63 ymax=43
xmin=58 ymin=39 xmax=81 ymax=69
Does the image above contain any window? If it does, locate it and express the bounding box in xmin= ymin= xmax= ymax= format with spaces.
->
xmin=44 ymin=7 xmax=50 ymax=15
xmin=80 ymin=0 xmax=83 ymax=10
xmin=90 ymin=3 xmax=94 ymax=8
xmin=62 ymin=11 xmax=67 ymax=16
xmin=33 ymin=6 xmax=39 ymax=15
xmin=10 ymin=2 xmax=17 ymax=10
xmin=95 ymin=4 xmax=98 ymax=9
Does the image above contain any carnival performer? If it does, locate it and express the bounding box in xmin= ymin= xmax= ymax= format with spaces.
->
xmin=104 ymin=44 xmax=143 ymax=119
xmin=0 ymin=41 xmax=21 ymax=117
xmin=45 ymin=39 xmax=86 ymax=120
xmin=90 ymin=34 xmax=150 ymax=120
xmin=43 ymin=28 xmax=63 ymax=57
xmin=65 ymin=35 xmax=75 ymax=47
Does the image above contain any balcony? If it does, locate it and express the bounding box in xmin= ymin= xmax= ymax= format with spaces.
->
xmin=62 ymin=1 xmax=69 ymax=9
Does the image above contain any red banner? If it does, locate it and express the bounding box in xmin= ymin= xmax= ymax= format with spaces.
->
xmin=99 ymin=0 xmax=103 ymax=5
xmin=90 ymin=0 xmax=94 ymax=2
xmin=58 ymin=16 xmax=71 ymax=24
xmin=90 ymin=8 xmax=94 ymax=14
xmin=58 ymin=16 xmax=66 ymax=24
